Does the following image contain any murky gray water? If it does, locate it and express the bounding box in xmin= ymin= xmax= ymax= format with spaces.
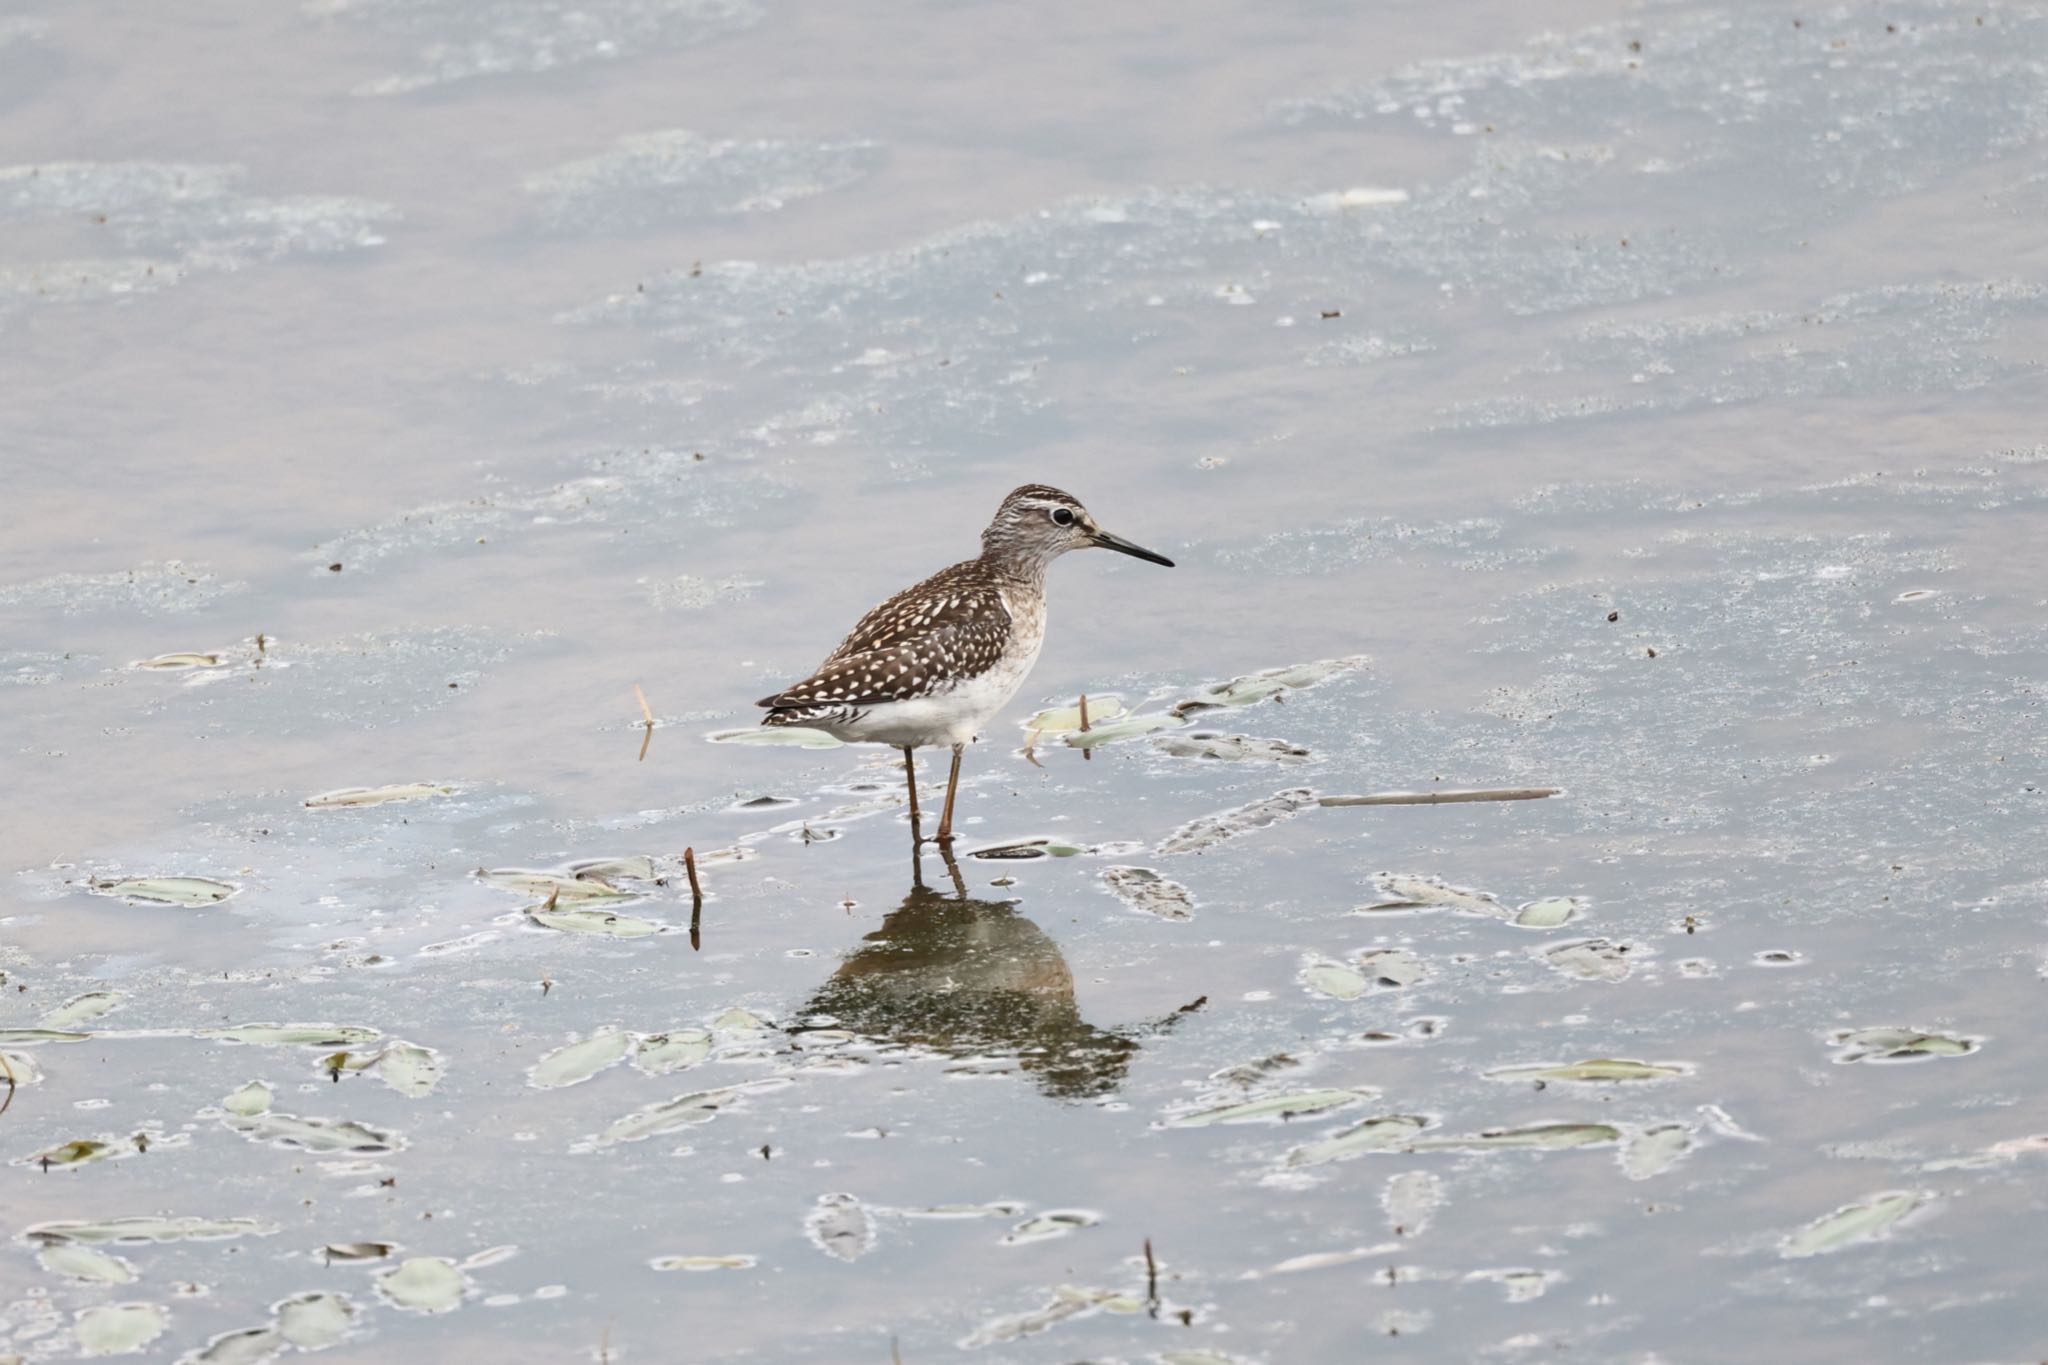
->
xmin=5 ymin=1 xmax=2047 ymax=1360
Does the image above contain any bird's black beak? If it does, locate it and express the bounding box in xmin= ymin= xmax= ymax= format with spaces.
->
xmin=1090 ymin=528 xmax=1175 ymax=568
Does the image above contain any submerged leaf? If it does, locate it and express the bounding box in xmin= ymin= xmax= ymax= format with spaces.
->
xmin=805 ymin=1193 xmax=875 ymax=1262
xmin=652 ymin=1254 xmax=757 ymax=1272
xmin=74 ymin=1302 xmax=167 ymax=1355
xmin=1780 ymin=1191 xmax=1927 ymax=1258
xmin=221 ymin=1082 xmax=273 ymax=1117
xmin=1358 ymin=948 xmax=1424 ymax=987
xmin=38 ymin=992 xmax=124 ymax=1030
xmin=1172 ymin=656 xmax=1366 ymax=714
xmin=1100 ymin=865 xmax=1193 ymax=920
xmin=1621 ymin=1124 xmax=1694 ymax=1181
xmin=1383 ymin=1170 xmax=1443 ymax=1235
xmin=376 ymin=1257 xmax=467 ymax=1313
xmin=227 ymin=1112 xmax=397 ymax=1154
xmin=276 ymin=1292 xmax=354 ymax=1350
xmin=375 ymin=1042 xmax=442 ymax=1098
xmin=1407 ymin=1123 xmax=1622 ymax=1152
xmin=529 ymin=1031 xmax=634 ymax=1089
xmin=1302 ymin=960 xmax=1369 ymax=1001
xmin=1165 ymin=1088 xmax=1375 ymax=1128
xmin=1002 ymin=1210 xmax=1099 ymax=1245
xmin=28 ymin=1216 xmax=276 ymax=1246
xmin=1829 ymin=1027 xmax=1978 ymax=1063
xmin=303 ymin=783 xmax=452 ymax=809
xmin=1513 ymin=896 xmax=1582 ymax=928
xmin=1361 ymin=874 xmax=1506 ymax=918
xmin=37 ymin=1244 xmax=136 ymax=1284
xmin=190 ymin=1327 xmax=283 ymax=1365
xmin=1540 ymin=939 xmax=1632 ymax=983
xmin=1152 ymin=731 xmax=1311 ymax=763
xmin=479 ymin=868 xmax=635 ymax=902
xmin=1157 ymin=789 xmax=1317 ymax=855
xmin=1284 ymin=1115 xmax=1431 ymax=1168
xmin=596 ymin=1085 xmax=759 ymax=1145
xmin=528 ymin=907 xmax=665 ymax=937
xmin=1486 ymin=1058 xmax=1687 ymax=1084
xmin=633 ymin=1029 xmax=714 ymax=1076
xmin=93 ymin=876 xmax=236 ymax=906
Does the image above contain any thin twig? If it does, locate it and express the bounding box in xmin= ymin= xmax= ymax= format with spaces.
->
xmin=1318 ymin=787 xmax=1560 ymax=807
xmin=683 ymin=847 xmax=704 ymax=904
xmin=634 ymin=684 xmax=656 ymax=763
xmin=1144 ymin=1236 xmax=1160 ymax=1317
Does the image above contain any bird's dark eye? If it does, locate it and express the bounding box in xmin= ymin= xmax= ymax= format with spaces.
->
xmin=1050 ymin=507 xmax=1076 ymax=527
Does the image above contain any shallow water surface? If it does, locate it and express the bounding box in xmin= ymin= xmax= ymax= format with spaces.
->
xmin=4 ymin=1 xmax=2047 ymax=1361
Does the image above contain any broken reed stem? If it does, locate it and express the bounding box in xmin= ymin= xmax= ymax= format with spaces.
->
xmin=634 ymin=684 xmax=655 ymax=763
xmin=1318 ymin=787 xmax=1560 ymax=807
xmin=1144 ymin=1236 xmax=1159 ymax=1310
xmin=1078 ymin=693 xmax=1092 ymax=762
xmin=683 ymin=846 xmax=704 ymax=904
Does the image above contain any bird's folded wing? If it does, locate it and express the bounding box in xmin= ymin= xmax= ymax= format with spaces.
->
xmin=757 ymin=615 xmax=1011 ymax=710
xmin=822 ymin=562 xmax=1008 ymax=661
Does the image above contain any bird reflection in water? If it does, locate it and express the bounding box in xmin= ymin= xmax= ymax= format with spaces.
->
xmin=798 ymin=853 xmax=1196 ymax=1100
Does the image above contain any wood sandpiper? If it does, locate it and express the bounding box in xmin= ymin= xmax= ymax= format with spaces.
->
xmin=757 ymin=484 xmax=1174 ymax=845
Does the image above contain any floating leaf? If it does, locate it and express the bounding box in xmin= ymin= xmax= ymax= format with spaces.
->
xmin=1540 ymin=939 xmax=1631 ymax=983
xmin=1829 ymin=1027 xmax=1979 ymax=1063
xmin=28 ymin=1216 xmax=276 ymax=1247
xmin=1383 ymin=1170 xmax=1443 ymax=1235
xmin=133 ymin=652 xmax=223 ymax=670
xmin=1152 ymin=732 xmax=1310 ymax=763
xmin=479 ymin=868 xmax=635 ymax=902
xmin=376 ymin=1042 xmax=442 ymax=1098
xmin=0 ymin=1049 xmax=44 ymax=1085
xmin=596 ymin=1084 xmax=761 ymax=1146
xmin=1486 ymin=1058 xmax=1687 ymax=1084
xmin=1171 ymin=656 xmax=1366 ymax=714
xmin=38 ymin=992 xmax=124 ymax=1030
xmin=529 ymin=907 xmax=664 ymax=937
xmin=968 ymin=837 xmax=1091 ymax=860
xmin=961 ymin=1285 xmax=1145 ymax=1348
xmin=202 ymin=1024 xmax=382 ymax=1048
xmin=0 ymin=1029 xmax=87 ymax=1045
xmin=1165 ymin=1088 xmax=1375 ymax=1128
xmin=707 ymin=726 xmax=843 ymax=748
xmin=276 ymin=1293 xmax=354 ymax=1349
xmin=1321 ymin=787 xmax=1558 ymax=807
xmin=1513 ymin=896 xmax=1581 ymax=928
xmin=1002 ymin=1210 xmax=1099 ymax=1245
xmin=303 ymin=783 xmax=452 ymax=809
xmin=222 ymin=1082 xmax=273 ymax=1117
xmin=805 ymin=1193 xmax=875 ymax=1262
xmin=1024 ymin=696 xmax=1127 ymax=732
xmin=1157 ymin=789 xmax=1317 ymax=855
xmin=189 ymin=1327 xmax=283 ymax=1364
xmin=1100 ymin=865 xmax=1193 ymax=920
xmin=1284 ymin=1115 xmax=1431 ymax=1168
xmin=94 ymin=876 xmax=236 ymax=906
xmin=75 ymin=1302 xmax=167 ymax=1355
xmin=1303 ymin=960 xmax=1369 ymax=1001
xmin=1407 ymin=1123 xmax=1621 ymax=1153
xmin=28 ymin=1140 xmax=115 ymax=1169
xmin=1358 ymin=948 xmax=1424 ymax=987
xmin=530 ymin=1031 xmax=634 ymax=1089
xmin=375 ymin=1257 xmax=467 ymax=1313
xmin=1061 ymin=712 xmax=1188 ymax=749
xmin=652 ymin=1254 xmax=756 ymax=1272
xmin=633 ymin=1029 xmax=713 ymax=1075
xmin=1361 ymin=873 xmax=1505 ymax=918
xmin=321 ymin=1242 xmax=395 ymax=1262
xmin=228 ymin=1113 xmax=397 ymax=1154
xmin=1621 ymin=1124 xmax=1694 ymax=1181
xmin=1247 ymin=1245 xmax=1399 ymax=1277
xmin=37 ymin=1244 xmax=135 ymax=1283
xmin=1780 ymin=1191 xmax=1927 ymax=1258
xmin=712 ymin=1007 xmax=774 ymax=1034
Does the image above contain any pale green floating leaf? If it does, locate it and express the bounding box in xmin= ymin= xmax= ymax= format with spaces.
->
xmin=276 ymin=1292 xmax=354 ymax=1349
xmin=1061 ymin=712 xmax=1188 ymax=749
xmin=38 ymin=992 xmax=124 ymax=1030
xmin=598 ymin=1085 xmax=753 ymax=1145
xmin=1024 ymin=695 xmax=1127 ymax=732
xmin=94 ymin=876 xmax=236 ymax=907
xmin=1407 ymin=1123 xmax=1621 ymax=1153
xmin=1513 ymin=896 xmax=1582 ymax=928
xmin=202 ymin=1024 xmax=382 ymax=1048
xmin=37 ymin=1245 xmax=135 ymax=1284
xmin=190 ymin=1327 xmax=283 ymax=1364
xmin=530 ymin=1031 xmax=634 ymax=1089
xmin=321 ymin=1243 xmax=395 ymax=1262
xmin=133 ymin=652 xmax=223 ymax=670
xmin=1284 ymin=1114 xmax=1430 ymax=1168
xmin=1358 ymin=948 xmax=1424 ymax=987
xmin=1002 ymin=1210 xmax=1099 ymax=1245
xmin=0 ymin=1050 xmax=43 ymax=1086
xmin=480 ymin=868 xmax=635 ymax=902
xmin=1161 ymin=1352 xmax=1254 ymax=1365
xmin=1362 ymin=873 xmax=1506 ymax=918
xmin=1829 ymin=1026 xmax=1978 ymax=1063
xmin=1171 ymin=656 xmax=1367 ymax=715
xmin=970 ymin=837 xmax=1092 ymax=860
xmin=529 ymin=907 xmax=664 ymax=937
xmin=0 ymin=1029 xmax=85 ymax=1045
xmin=222 ymin=1082 xmax=273 ymax=1117
xmin=1621 ymin=1124 xmax=1694 ymax=1181
xmin=375 ymin=1257 xmax=467 ymax=1313
xmin=29 ymin=1139 xmax=114 ymax=1168
xmin=633 ymin=1029 xmax=713 ymax=1076
xmin=318 ymin=1049 xmax=378 ymax=1078
xmin=1165 ymin=1088 xmax=1375 ymax=1128
xmin=707 ymin=725 xmax=843 ymax=748
xmin=1486 ymin=1058 xmax=1687 ymax=1084
xmin=1780 ymin=1191 xmax=1927 ymax=1258
xmin=1101 ymin=865 xmax=1193 ymax=920
xmin=569 ymin=855 xmax=659 ymax=882
xmin=376 ymin=1042 xmax=442 ymax=1098
xmin=652 ymin=1254 xmax=756 ymax=1271
xmin=75 ymin=1302 xmax=166 ymax=1356
xmin=28 ymin=1216 xmax=276 ymax=1246
xmin=1541 ymin=939 xmax=1631 ymax=983
xmin=303 ymin=783 xmax=452 ymax=809
xmin=1303 ymin=960 xmax=1368 ymax=1001
xmin=228 ymin=1113 xmax=396 ymax=1154
xmin=712 ymin=1007 xmax=774 ymax=1034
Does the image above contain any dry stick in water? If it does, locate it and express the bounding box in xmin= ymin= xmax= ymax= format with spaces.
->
xmin=1078 ymin=693 xmax=1092 ymax=763
xmin=683 ymin=847 xmax=704 ymax=903
xmin=1144 ymin=1236 xmax=1159 ymax=1316
xmin=633 ymin=684 xmax=656 ymax=763
xmin=1318 ymin=787 xmax=1560 ymax=807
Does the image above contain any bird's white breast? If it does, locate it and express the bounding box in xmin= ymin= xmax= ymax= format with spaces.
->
xmin=836 ymin=584 xmax=1045 ymax=748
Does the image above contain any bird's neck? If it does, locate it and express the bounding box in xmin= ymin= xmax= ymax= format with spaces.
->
xmin=976 ymin=545 xmax=1055 ymax=589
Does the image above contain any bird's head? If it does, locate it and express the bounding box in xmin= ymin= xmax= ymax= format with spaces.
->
xmin=980 ymin=484 xmax=1175 ymax=573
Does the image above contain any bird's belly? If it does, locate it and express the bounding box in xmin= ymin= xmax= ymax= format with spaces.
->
xmin=841 ymin=647 xmax=1040 ymax=748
